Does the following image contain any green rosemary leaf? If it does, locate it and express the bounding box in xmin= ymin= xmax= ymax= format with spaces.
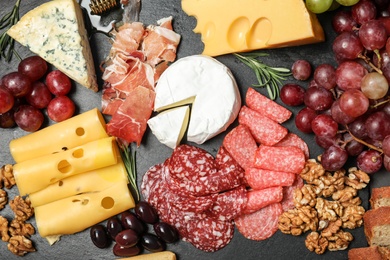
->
xmin=234 ymin=52 xmax=292 ymax=100
xmin=120 ymin=144 xmax=140 ymax=202
xmin=0 ymin=0 xmax=21 ymax=62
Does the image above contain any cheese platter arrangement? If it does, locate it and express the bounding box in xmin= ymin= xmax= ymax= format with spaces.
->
xmin=0 ymin=0 xmax=390 ymax=259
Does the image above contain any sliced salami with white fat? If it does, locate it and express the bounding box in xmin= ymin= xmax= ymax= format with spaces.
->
xmin=235 ymin=203 xmax=283 ymax=241
xmin=274 ymin=132 xmax=310 ymax=160
xmin=281 ymin=175 xmax=304 ymax=212
xmin=245 ymin=168 xmax=296 ymax=190
xmin=243 ymin=187 xmax=283 ymax=214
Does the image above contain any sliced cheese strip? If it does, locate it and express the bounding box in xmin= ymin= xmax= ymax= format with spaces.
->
xmin=182 ymin=0 xmax=324 ymax=56
xmin=154 ymin=55 xmax=241 ymax=144
xmin=35 ymin=181 xmax=134 ymax=237
xmin=119 ymin=251 xmax=176 ymax=260
xmin=28 ymin=155 xmax=128 ymax=207
xmin=10 ymin=108 xmax=107 ymax=163
xmin=13 ymin=137 xmax=118 ymax=196
xmin=7 ymin=0 xmax=98 ymax=91
xmin=147 ymin=105 xmax=190 ymax=149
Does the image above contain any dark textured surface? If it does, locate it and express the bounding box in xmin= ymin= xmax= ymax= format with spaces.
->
xmin=0 ymin=0 xmax=384 ymax=259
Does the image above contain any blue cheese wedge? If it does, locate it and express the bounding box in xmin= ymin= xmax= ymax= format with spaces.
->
xmin=154 ymin=55 xmax=241 ymax=144
xmin=7 ymin=0 xmax=98 ymax=92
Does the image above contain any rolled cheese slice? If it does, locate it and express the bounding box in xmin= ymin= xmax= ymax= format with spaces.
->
xmin=154 ymin=55 xmax=241 ymax=144
xmin=28 ymin=155 xmax=128 ymax=207
xmin=10 ymin=108 xmax=107 ymax=163
xmin=147 ymin=105 xmax=190 ymax=149
xmin=13 ymin=137 xmax=118 ymax=196
xmin=34 ymin=181 xmax=134 ymax=237
xmin=119 ymin=251 xmax=176 ymax=260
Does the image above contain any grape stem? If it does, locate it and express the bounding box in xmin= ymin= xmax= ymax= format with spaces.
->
xmin=358 ymin=53 xmax=382 ymax=74
xmin=345 ymin=125 xmax=384 ymax=154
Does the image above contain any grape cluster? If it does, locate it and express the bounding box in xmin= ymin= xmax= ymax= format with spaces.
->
xmin=305 ymin=0 xmax=361 ymax=14
xmin=281 ymin=0 xmax=390 ymax=174
xmin=90 ymin=201 xmax=179 ymax=257
xmin=0 ymin=56 xmax=75 ymax=132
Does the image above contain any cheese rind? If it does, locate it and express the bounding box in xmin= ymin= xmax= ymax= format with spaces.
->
xmin=7 ymin=0 xmax=98 ymax=91
xmin=13 ymin=137 xmax=118 ymax=196
xmin=181 ymin=0 xmax=325 ymax=56
xmin=10 ymin=108 xmax=107 ymax=163
xmin=34 ymin=181 xmax=134 ymax=237
xmin=28 ymin=156 xmax=128 ymax=207
xmin=154 ymin=55 xmax=241 ymax=144
xmin=147 ymin=106 xmax=190 ymax=149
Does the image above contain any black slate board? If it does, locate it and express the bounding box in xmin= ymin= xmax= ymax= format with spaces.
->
xmin=0 ymin=0 xmax=383 ymax=259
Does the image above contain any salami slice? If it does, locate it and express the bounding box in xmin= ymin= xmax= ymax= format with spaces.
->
xmin=184 ymin=217 xmax=234 ymax=252
xmin=216 ymin=146 xmax=245 ymax=185
xmin=141 ymin=163 xmax=166 ymax=201
xmin=243 ymin=187 xmax=283 ymax=214
xmin=222 ymin=124 xmax=257 ymax=170
xmin=245 ymin=168 xmax=296 ymax=190
xmin=235 ymin=203 xmax=283 ymax=241
xmin=254 ymin=145 xmax=306 ymax=174
xmin=274 ymin=132 xmax=310 ymax=160
xmin=245 ymin=87 xmax=292 ymax=123
xmin=208 ymin=185 xmax=247 ymax=221
xmin=238 ymin=106 xmax=288 ymax=146
xmin=281 ymin=175 xmax=304 ymax=212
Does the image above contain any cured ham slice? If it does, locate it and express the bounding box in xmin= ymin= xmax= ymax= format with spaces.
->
xmin=101 ymin=18 xmax=181 ymax=145
xmin=106 ymin=86 xmax=155 ymax=146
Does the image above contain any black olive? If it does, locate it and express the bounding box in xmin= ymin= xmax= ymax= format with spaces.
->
xmin=153 ymin=221 xmax=179 ymax=243
xmin=90 ymin=224 xmax=110 ymax=248
xmin=140 ymin=233 xmax=165 ymax=252
xmin=135 ymin=201 xmax=158 ymax=224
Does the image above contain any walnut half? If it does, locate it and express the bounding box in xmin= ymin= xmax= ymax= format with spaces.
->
xmin=0 ymin=164 xmax=16 ymax=189
xmin=7 ymin=235 xmax=36 ymax=256
xmin=9 ymin=219 xmax=35 ymax=237
xmin=0 ymin=216 xmax=10 ymax=242
xmin=9 ymin=196 xmax=34 ymax=222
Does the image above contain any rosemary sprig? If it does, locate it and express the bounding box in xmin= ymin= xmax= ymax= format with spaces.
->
xmin=0 ymin=0 xmax=21 ymax=62
xmin=120 ymin=144 xmax=140 ymax=202
xmin=234 ymin=52 xmax=291 ymax=100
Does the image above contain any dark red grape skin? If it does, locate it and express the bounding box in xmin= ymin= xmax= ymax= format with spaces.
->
xmin=47 ymin=96 xmax=75 ymax=122
xmin=303 ymin=86 xmax=334 ymax=111
xmin=291 ymin=60 xmax=311 ymax=80
xmin=357 ymin=150 xmax=383 ymax=174
xmin=332 ymin=32 xmax=364 ymax=60
xmin=359 ymin=19 xmax=388 ymax=50
xmin=0 ymin=87 xmax=14 ymax=114
xmin=332 ymin=10 xmax=358 ymax=34
xmin=351 ymin=0 xmax=377 ymax=25
xmin=321 ymin=145 xmax=348 ymax=171
xmin=335 ymin=61 xmax=367 ymax=91
xmin=14 ymin=105 xmax=44 ymax=132
xmin=365 ymin=111 xmax=390 ymax=140
xmin=330 ymin=99 xmax=355 ymax=125
xmin=311 ymin=114 xmax=339 ymax=138
xmin=280 ymin=84 xmax=305 ymax=106
xmin=313 ymin=64 xmax=336 ymax=90
xmin=25 ymin=81 xmax=52 ymax=109
xmin=0 ymin=110 xmax=15 ymax=128
xmin=46 ymin=70 xmax=72 ymax=96
xmin=295 ymin=107 xmax=317 ymax=133
xmin=18 ymin=55 xmax=48 ymax=82
xmin=384 ymin=155 xmax=390 ymax=171
xmin=1 ymin=72 xmax=32 ymax=98
xmin=348 ymin=116 xmax=369 ymax=139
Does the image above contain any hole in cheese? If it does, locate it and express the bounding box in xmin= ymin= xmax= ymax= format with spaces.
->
xmin=248 ymin=17 xmax=272 ymax=48
xmin=75 ymin=127 xmax=85 ymax=136
xmin=101 ymin=196 xmax=115 ymax=209
xmin=58 ymin=160 xmax=72 ymax=173
xmin=58 ymin=180 xmax=63 ymax=187
xmin=227 ymin=16 xmax=250 ymax=50
xmin=72 ymin=199 xmax=89 ymax=205
xmin=72 ymin=148 xmax=84 ymax=158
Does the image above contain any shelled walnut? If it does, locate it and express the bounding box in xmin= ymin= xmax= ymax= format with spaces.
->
xmin=9 ymin=196 xmax=34 ymax=222
xmin=7 ymin=235 xmax=36 ymax=256
xmin=0 ymin=164 xmax=16 ymax=189
xmin=0 ymin=216 xmax=10 ymax=242
xmin=279 ymin=206 xmax=318 ymax=236
xmin=305 ymin=231 xmax=328 ymax=255
xmin=345 ymin=167 xmax=370 ymax=190
xmin=9 ymin=219 xmax=35 ymax=237
xmin=0 ymin=189 xmax=7 ymax=210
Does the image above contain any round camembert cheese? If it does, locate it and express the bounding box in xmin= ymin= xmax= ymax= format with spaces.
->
xmin=149 ymin=55 xmax=241 ymax=147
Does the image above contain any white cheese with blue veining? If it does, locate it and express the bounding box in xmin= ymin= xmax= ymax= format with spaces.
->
xmin=7 ymin=0 xmax=98 ymax=92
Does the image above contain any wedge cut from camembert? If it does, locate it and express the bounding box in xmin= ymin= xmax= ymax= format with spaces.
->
xmin=153 ymin=55 xmax=241 ymax=146
xmin=148 ymin=106 xmax=190 ymax=149
xmin=7 ymin=0 xmax=98 ymax=92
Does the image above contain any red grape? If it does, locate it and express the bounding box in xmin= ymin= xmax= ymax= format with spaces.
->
xmin=348 ymin=115 xmax=369 ymax=139
xmin=14 ymin=105 xmax=44 ymax=132
xmin=0 ymin=87 xmax=14 ymax=114
xmin=315 ymin=134 xmax=341 ymax=149
xmin=47 ymin=96 xmax=75 ymax=122
xmin=335 ymin=61 xmax=367 ymax=91
xmin=291 ymin=60 xmax=312 ymax=80
xmin=330 ymin=99 xmax=356 ymax=124
xmin=0 ymin=110 xmax=15 ymax=128
xmin=1 ymin=72 xmax=32 ymax=97
xmin=357 ymin=149 xmax=383 ymax=173
xmin=351 ymin=0 xmax=377 ymax=25
xmin=359 ymin=19 xmax=388 ymax=50
xmin=46 ymin=70 xmax=72 ymax=96
xmin=311 ymin=114 xmax=339 ymax=138
xmin=339 ymin=89 xmax=369 ymax=118
xmin=383 ymin=135 xmax=390 ymax=157
xmin=384 ymin=154 xmax=390 ymax=171
xmin=280 ymin=83 xmax=305 ymax=106
xmin=303 ymin=86 xmax=334 ymax=111
xmin=343 ymin=132 xmax=365 ymax=156
xmin=25 ymin=81 xmax=53 ymax=109
xmin=295 ymin=107 xmax=317 ymax=133
xmin=360 ymin=72 xmax=389 ymax=99
xmin=332 ymin=32 xmax=364 ymax=60
xmin=332 ymin=10 xmax=358 ymax=34
xmin=365 ymin=111 xmax=390 ymax=140
xmin=18 ymin=55 xmax=48 ymax=82
xmin=313 ymin=64 xmax=337 ymax=90
xmin=321 ymin=145 xmax=348 ymax=171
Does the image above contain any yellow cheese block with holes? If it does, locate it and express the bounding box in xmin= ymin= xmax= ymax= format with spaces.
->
xmin=13 ymin=137 xmax=118 ymax=196
xmin=10 ymin=108 xmax=107 ymax=163
xmin=181 ymin=0 xmax=325 ymax=56
xmin=34 ymin=180 xmax=134 ymax=237
xmin=28 ymin=155 xmax=128 ymax=207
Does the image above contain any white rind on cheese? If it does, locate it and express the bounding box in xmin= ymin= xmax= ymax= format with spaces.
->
xmin=147 ymin=105 xmax=190 ymax=149
xmin=7 ymin=0 xmax=98 ymax=91
xmin=154 ymin=55 xmax=241 ymax=144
